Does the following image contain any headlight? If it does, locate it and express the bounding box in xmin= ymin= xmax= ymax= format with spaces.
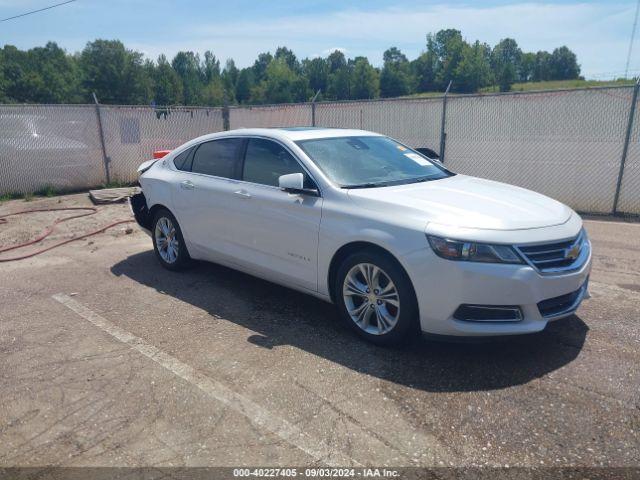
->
xmin=426 ymin=235 xmax=524 ymax=264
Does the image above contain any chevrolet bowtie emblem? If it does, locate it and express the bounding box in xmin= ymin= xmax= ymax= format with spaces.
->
xmin=565 ymin=244 xmax=581 ymax=260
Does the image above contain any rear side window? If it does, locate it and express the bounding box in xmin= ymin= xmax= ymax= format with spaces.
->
xmin=191 ymin=138 xmax=243 ymax=178
xmin=173 ymin=147 xmax=193 ymax=171
xmin=242 ymin=138 xmax=308 ymax=187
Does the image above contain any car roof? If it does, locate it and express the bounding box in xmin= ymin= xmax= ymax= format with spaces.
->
xmin=213 ymin=127 xmax=383 ymax=142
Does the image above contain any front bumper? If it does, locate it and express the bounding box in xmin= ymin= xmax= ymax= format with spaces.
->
xmin=403 ymin=244 xmax=592 ymax=337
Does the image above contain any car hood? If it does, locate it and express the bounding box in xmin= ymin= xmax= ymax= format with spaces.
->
xmin=346 ymin=175 xmax=572 ymax=230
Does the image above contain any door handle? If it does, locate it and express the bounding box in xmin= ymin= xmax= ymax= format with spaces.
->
xmin=181 ymin=180 xmax=195 ymax=190
xmin=234 ymin=190 xmax=252 ymax=199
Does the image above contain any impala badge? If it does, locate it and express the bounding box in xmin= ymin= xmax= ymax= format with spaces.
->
xmin=565 ymin=244 xmax=581 ymax=260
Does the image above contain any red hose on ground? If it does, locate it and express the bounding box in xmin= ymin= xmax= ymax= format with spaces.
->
xmin=0 ymin=207 xmax=134 ymax=262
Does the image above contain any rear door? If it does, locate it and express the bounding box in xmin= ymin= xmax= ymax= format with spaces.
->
xmin=171 ymin=137 xmax=246 ymax=261
xmin=231 ymin=137 xmax=322 ymax=291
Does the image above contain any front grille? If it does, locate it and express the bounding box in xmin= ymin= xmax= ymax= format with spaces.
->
xmin=515 ymin=229 xmax=589 ymax=274
xmin=453 ymin=304 xmax=523 ymax=322
xmin=537 ymin=280 xmax=588 ymax=318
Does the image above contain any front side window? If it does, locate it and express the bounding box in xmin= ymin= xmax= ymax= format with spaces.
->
xmin=296 ymin=136 xmax=452 ymax=188
xmin=191 ymin=138 xmax=243 ymax=178
xmin=242 ymin=138 xmax=309 ymax=187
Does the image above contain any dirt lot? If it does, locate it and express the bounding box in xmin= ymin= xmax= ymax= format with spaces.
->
xmin=0 ymin=193 xmax=639 ymax=470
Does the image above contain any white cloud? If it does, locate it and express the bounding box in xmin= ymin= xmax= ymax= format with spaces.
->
xmin=132 ymin=2 xmax=638 ymax=78
xmin=321 ymin=47 xmax=348 ymax=56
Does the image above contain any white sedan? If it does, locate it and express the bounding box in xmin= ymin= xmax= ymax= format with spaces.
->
xmin=131 ymin=128 xmax=591 ymax=345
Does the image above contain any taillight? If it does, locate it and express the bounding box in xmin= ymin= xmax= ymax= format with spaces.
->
xmin=153 ymin=149 xmax=171 ymax=159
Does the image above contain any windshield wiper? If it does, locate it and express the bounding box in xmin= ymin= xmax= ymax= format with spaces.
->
xmin=407 ymin=175 xmax=438 ymax=184
xmin=344 ymin=182 xmax=391 ymax=189
xmin=345 ymin=175 xmax=442 ymax=189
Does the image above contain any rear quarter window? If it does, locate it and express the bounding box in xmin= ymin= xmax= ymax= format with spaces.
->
xmin=172 ymin=147 xmax=193 ymax=171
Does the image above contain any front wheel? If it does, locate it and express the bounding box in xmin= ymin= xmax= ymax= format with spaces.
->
xmin=335 ymin=249 xmax=419 ymax=345
xmin=151 ymin=209 xmax=191 ymax=271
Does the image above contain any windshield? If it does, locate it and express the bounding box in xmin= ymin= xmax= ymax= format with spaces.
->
xmin=295 ymin=136 xmax=452 ymax=188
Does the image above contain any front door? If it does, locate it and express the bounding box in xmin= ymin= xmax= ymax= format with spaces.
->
xmin=231 ymin=137 xmax=322 ymax=291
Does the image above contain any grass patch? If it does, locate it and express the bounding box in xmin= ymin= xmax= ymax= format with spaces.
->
xmin=0 ymin=182 xmax=136 ymax=206
xmin=0 ymin=192 xmax=31 ymax=204
xmin=34 ymin=185 xmax=57 ymax=197
xmin=101 ymin=180 xmax=135 ymax=189
xmin=0 ymin=192 xmax=23 ymax=203
xmin=405 ymin=79 xmax=635 ymax=98
xmin=480 ymin=78 xmax=634 ymax=93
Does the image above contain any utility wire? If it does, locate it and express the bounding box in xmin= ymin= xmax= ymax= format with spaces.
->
xmin=625 ymin=0 xmax=640 ymax=78
xmin=0 ymin=0 xmax=76 ymax=23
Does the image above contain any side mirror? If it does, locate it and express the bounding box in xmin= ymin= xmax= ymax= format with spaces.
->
xmin=278 ymin=173 xmax=319 ymax=196
xmin=278 ymin=172 xmax=304 ymax=191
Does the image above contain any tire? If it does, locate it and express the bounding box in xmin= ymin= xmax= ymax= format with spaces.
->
xmin=335 ymin=249 xmax=419 ymax=346
xmin=151 ymin=209 xmax=191 ymax=271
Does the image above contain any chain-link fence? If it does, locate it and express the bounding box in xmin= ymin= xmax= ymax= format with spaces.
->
xmin=0 ymin=104 xmax=105 ymax=194
xmin=0 ymin=104 xmax=224 ymax=193
xmin=314 ymin=97 xmax=443 ymax=151
xmin=444 ymin=88 xmax=633 ymax=214
xmin=229 ymin=103 xmax=311 ymax=128
xmin=1 ymin=86 xmax=639 ymax=215
xmin=100 ymin=105 xmax=224 ymax=183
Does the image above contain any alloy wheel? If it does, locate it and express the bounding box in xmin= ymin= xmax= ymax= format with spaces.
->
xmin=155 ymin=216 xmax=179 ymax=264
xmin=342 ymin=262 xmax=400 ymax=335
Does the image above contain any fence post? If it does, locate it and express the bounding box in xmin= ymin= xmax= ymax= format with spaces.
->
xmin=92 ymin=92 xmax=111 ymax=185
xmin=613 ymin=78 xmax=640 ymax=215
xmin=222 ymin=92 xmax=231 ymax=131
xmin=222 ymin=105 xmax=230 ymax=130
xmin=311 ymin=90 xmax=321 ymax=127
xmin=439 ymin=81 xmax=452 ymax=163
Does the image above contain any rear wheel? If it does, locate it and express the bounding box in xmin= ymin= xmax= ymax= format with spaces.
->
xmin=335 ymin=249 xmax=419 ymax=345
xmin=152 ymin=209 xmax=190 ymax=270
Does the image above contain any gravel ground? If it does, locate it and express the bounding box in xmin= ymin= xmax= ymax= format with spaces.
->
xmin=0 ymin=194 xmax=638 ymax=472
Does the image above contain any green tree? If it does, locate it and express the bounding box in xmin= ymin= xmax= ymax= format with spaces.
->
xmin=0 ymin=48 xmax=5 ymax=102
xmin=432 ymin=29 xmax=465 ymax=90
xmin=0 ymin=37 xmax=585 ymax=106
xmin=1 ymin=45 xmax=28 ymax=102
xmin=252 ymin=52 xmax=273 ymax=82
xmin=80 ymin=39 xmax=151 ymax=104
xmin=28 ymin=42 xmax=83 ymax=103
xmin=550 ymin=46 xmax=580 ymax=80
xmin=533 ymin=51 xmax=552 ymax=81
xmin=492 ymin=38 xmax=522 ymax=91
xmin=221 ymin=58 xmax=239 ymax=102
xmin=201 ymin=77 xmax=225 ymax=106
xmin=412 ymin=35 xmax=437 ymax=93
xmin=153 ymin=54 xmax=183 ymax=105
xmin=327 ymin=50 xmax=347 ymax=73
xmin=262 ymin=58 xmax=308 ymax=104
xmin=302 ymin=57 xmax=329 ymax=96
xmin=275 ymin=46 xmax=299 ymax=72
xmin=202 ymin=51 xmax=220 ymax=83
xmin=350 ymin=57 xmax=378 ymax=99
xmin=454 ymin=41 xmax=493 ymax=93
xmin=326 ymin=50 xmax=350 ymax=100
xmin=519 ymin=52 xmax=536 ymax=82
xmin=380 ymin=47 xmax=411 ymax=97
xmin=235 ymin=68 xmax=254 ymax=104
xmin=171 ymin=51 xmax=202 ymax=105
xmin=327 ymin=68 xmax=350 ymax=100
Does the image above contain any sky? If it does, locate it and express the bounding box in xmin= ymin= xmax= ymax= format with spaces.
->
xmin=1 ymin=0 xmax=639 ymax=79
